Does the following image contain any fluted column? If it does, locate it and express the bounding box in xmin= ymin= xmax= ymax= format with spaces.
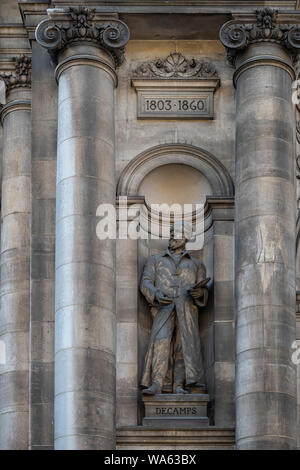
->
xmin=220 ymin=9 xmax=300 ymax=450
xmin=0 ymin=56 xmax=31 ymax=449
xmin=36 ymin=7 xmax=129 ymax=450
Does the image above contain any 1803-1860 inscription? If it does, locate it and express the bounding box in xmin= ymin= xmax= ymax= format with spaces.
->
xmin=132 ymin=52 xmax=220 ymax=120
xmin=140 ymin=93 xmax=211 ymax=119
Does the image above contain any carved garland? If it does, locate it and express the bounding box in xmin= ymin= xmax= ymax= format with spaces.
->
xmin=0 ymin=55 xmax=31 ymax=93
xmin=133 ymin=52 xmax=217 ymax=79
xmin=219 ymin=8 xmax=300 ymax=66
xmin=35 ymin=6 xmax=130 ymax=67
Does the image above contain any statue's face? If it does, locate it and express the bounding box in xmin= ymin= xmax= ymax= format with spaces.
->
xmin=169 ymin=226 xmax=187 ymax=251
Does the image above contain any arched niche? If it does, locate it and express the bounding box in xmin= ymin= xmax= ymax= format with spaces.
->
xmin=138 ymin=163 xmax=212 ymax=206
xmin=115 ymin=144 xmax=235 ymax=429
xmin=117 ymin=143 xmax=234 ymax=198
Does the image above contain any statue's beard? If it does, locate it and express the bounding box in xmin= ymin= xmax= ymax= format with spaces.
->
xmin=169 ymin=238 xmax=186 ymax=252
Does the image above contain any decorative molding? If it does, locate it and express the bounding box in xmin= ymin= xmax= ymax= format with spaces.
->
xmin=54 ymin=54 xmax=118 ymax=86
xmin=35 ymin=7 xmax=130 ymax=67
xmin=116 ymin=426 xmax=235 ymax=450
xmin=43 ymin=1 xmax=297 ymax=13
xmin=220 ymin=8 xmax=300 ymax=66
xmin=132 ymin=53 xmax=219 ymax=119
xmin=133 ymin=52 xmax=217 ymax=79
xmin=117 ymin=143 xmax=234 ymax=198
xmin=116 ymin=195 xmax=145 ymax=208
xmin=0 ymin=55 xmax=31 ymax=94
xmin=0 ymin=25 xmax=28 ymax=39
xmin=0 ymin=99 xmax=31 ymax=123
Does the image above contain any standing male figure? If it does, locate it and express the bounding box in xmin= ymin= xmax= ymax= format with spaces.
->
xmin=140 ymin=221 xmax=209 ymax=395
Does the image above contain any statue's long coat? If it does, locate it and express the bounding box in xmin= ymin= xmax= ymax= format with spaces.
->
xmin=140 ymin=249 xmax=208 ymax=388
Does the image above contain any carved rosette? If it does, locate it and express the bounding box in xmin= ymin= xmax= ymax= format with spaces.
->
xmin=133 ymin=52 xmax=217 ymax=79
xmin=35 ymin=6 xmax=130 ymax=67
xmin=219 ymin=8 xmax=300 ymax=66
xmin=0 ymin=55 xmax=32 ymax=93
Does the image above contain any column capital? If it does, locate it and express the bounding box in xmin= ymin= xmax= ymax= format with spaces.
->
xmin=35 ymin=6 xmax=130 ymax=68
xmin=0 ymin=55 xmax=32 ymax=123
xmin=0 ymin=55 xmax=32 ymax=95
xmin=220 ymin=8 xmax=300 ymax=67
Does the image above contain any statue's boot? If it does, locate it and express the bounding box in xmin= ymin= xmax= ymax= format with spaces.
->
xmin=173 ymin=385 xmax=188 ymax=394
xmin=142 ymin=381 xmax=161 ymax=395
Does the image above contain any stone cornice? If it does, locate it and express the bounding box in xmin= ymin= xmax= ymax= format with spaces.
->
xmin=0 ymin=55 xmax=32 ymax=94
xmin=0 ymin=25 xmax=28 ymax=39
xmin=220 ymin=8 xmax=300 ymax=66
xmin=42 ymin=1 xmax=297 ymax=14
xmin=35 ymin=7 xmax=130 ymax=67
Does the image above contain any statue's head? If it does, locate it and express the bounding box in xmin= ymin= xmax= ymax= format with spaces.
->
xmin=169 ymin=221 xmax=193 ymax=251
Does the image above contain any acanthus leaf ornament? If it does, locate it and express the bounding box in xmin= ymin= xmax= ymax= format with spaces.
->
xmin=220 ymin=8 xmax=300 ymax=67
xmin=0 ymin=55 xmax=31 ymax=93
xmin=133 ymin=52 xmax=217 ymax=79
xmin=35 ymin=7 xmax=130 ymax=67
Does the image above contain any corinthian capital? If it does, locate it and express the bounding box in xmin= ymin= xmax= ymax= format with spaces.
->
xmin=0 ymin=55 xmax=32 ymax=96
xmin=35 ymin=6 xmax=130 ymax=67
xmin=220 ymin=8 xmax=300 ymax=66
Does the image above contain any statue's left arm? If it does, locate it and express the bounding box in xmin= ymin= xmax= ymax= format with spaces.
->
xmin=192 ymin=261 xmax=209 ymax=307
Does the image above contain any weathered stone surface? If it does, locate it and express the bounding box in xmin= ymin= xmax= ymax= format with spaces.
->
xmin=30 ymin=42 xmax=57 ymax=450
xmin=0 ymin=83 xmax=31 ymax=450
xmin=143 ymin=394 xmax=209 ymax=428
xmin=1 ymin=1 xmax=300 ymax=452
xmin=220 ymin=22 xmax=297 ymax=448
xmin=52 ymin=42 xmax=118 ymax=450
xmin=116 ymin=426 xmax=235 ymax=450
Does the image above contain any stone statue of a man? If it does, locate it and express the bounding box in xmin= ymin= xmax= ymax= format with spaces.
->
xmin=140 ymin=221 xmax=209 ymax=395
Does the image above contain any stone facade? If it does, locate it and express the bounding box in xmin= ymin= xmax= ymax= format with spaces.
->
xmin=0 ymin=0 xmax=299 ymax=450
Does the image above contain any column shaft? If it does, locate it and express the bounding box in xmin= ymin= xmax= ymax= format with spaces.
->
xmin=0 ymin=89 xmax=31 ymax=449
xmin=235 ymin=43 xmax=297 ymax=449
xmin=54 ymin=44 xmax=117 ymax=450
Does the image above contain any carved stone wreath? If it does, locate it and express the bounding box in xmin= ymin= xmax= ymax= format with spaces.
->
xmin=132 ymin=52 xmax=217 ymax=79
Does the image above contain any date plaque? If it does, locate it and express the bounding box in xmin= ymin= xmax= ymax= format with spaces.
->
xmin=132 ymin=79 xmax=220 ymax=120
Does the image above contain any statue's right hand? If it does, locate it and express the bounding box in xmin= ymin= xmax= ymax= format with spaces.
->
xmin=155 ymin=290 xmax=173 ymax=305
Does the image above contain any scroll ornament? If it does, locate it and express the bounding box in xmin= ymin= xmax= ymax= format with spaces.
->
xmin=35 ymin=6 xmax=130 ymax=67
xmin=220 ymin=8 xmax=300 ymax=66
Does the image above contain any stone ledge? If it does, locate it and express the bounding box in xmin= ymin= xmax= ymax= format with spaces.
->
xmin=116 ymin=426 xmax=236 ymax=450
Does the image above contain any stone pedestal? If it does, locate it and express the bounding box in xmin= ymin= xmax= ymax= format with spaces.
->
xmin=143 ymin=394 xmax=209 ymax=428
